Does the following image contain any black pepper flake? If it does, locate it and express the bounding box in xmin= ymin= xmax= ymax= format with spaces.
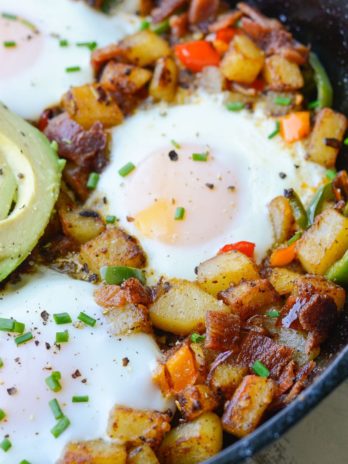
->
xmin=103 ymin=196 xmax=108 ymax=204
xmin=228 ymin=185 xmax=236 ymax=191
xmin=41 ymin=310 xmax=49 ymax=322
xmin=194 ymin=266 xmax=198 ymax=275
xmin=45 ymin=342 xmax=51 ymax=350
xmin=79 ymin=210 xmax=100 ymax=218
xmin=81 ymin=378 xmax=87 ymax=384
xmin=35 ymin=340 xmax=40 ymax=346
xmin=126 ymin=216 xmax=135 ymax=223
xmin=72 ymin=369 xmax=81 ymax=379
xmin=0 ymin=169 xmax=3 ymax=175
xmin=168 ymin=150 xmax=179 ymax=161
xmin=122 ymin=357 xmax=130 ymax=367
xmin=88 ymin=273 xmax=98 ymax=283
xmin=7 ymin=387 xmax=17 ymax=396
xmin=17 ymin=173 xmax=25 ymax=179
xmin=279 ymin=172 xmax=287 ymax=179
xmin=324 ymin=137 xmax=342 ymax=149
xmin=205 ymin=183 xmax=214 ymax=190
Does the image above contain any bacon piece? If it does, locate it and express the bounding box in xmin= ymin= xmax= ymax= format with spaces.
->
xmin=170 ymin=12 xmax=189 ymax=39
xmin=188 ymin=0 xmax=219 ymax=25
xmin=237 ymin=333 xmax=293 ymax=379
xmin=237 ymin=2 xmax=282 ymax=29
xmin=95 ymin=278 xmax=152 ymax=309
xmin=205 ymin=311 xmax=240 ymax=352
xmin=209 ymin=11 xmax=243 ymax=32
xmin=152 ymin=0 xmax=188 ymax=23
xmin=277 ymin=360 xmax=296 ymax=396
xmin=91 ymin=44 xmax=124 ymax=74
xmin=283 ymin=360 xmax=315 ymax=405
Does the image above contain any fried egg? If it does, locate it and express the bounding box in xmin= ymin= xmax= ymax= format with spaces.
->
xmin=0 ymin=269 xmax=170 ymax=464
xmin=0 ymin=0 xmax=140 ymax=120
xmin=95 ymin=94 xmax=327 ymax=280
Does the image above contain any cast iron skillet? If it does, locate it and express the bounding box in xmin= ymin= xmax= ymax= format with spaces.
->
xmin=207 ymin=0 xmax=348 ymax=462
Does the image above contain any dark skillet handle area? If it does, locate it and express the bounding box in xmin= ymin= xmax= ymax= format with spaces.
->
xmin=207 ymin=1 xmax=348 ymax=463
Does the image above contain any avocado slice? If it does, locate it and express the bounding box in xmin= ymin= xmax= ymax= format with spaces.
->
xmin=0 ymin=103 xmax=62 ymax=282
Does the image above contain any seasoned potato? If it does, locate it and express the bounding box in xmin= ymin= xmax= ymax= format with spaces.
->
xmin=59 ymin=209 xmax=105 ymax=244
xmin=307 ymin=108 xmax=347 ymax=168
xmin=197 ymin=251 xmax=260 ymax=297
xmin=268 ymin=195 xmax=295 ymax=244
xmin=128 ymin=444 xmax=159 ymax=464
xmin=158 ymin=412 xmax=223 ymax=464
xmin=220 ymin=34 xmax=265 ymax=84
xmin=208 ymin=361 xmax=247 ymax=398
xmin=61 ymin=84 xmax=123 ymax=129
xmin=119 ymin=30 xmax=171 ymax=67
xmin=59 ymin=440 xmax=126 ymax=464
xmin=222 ymin=375 xmax=275 ymax=438
xmin=218 ymin=279 xmax=278 ymax=320
xmin=107 ymin=406 xmax=171 ymax=448
xmin=263 ymin=55 xmax=304 ymax=90
xmin=100 ymin=62 xmax=152 ymax=93
xmin=292 ymin=275 xmax=346 ymax=310
xmin=296 ymin=209 xmax=348 ymax=275
xmin=149 ymin=56 xmax=178 ymax=102
xmin=80 ymin=227 xmax=146 ymax=275
xmin=149 ymin=279 xmax=228 ymax=335
xmin=177 ymin=385 xmax=218 ymax=421
xmin=268 ymin=267 xmax=302 ymax=295
xmin=104 ymin=304 xmax=152 ymax=336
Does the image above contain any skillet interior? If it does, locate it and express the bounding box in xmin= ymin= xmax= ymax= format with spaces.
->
xmin=207 ymin=0 xmax=348 ymax=462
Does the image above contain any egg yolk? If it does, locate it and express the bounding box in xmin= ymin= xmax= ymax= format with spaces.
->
xmin=125 ymin=145 xmax=243 ymax=246
xmin=0 ymin=14 xmax=43 ymax=79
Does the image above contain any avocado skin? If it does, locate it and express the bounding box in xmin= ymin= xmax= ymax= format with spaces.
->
xmin=0 ymin=103 xmax=62 ymax=282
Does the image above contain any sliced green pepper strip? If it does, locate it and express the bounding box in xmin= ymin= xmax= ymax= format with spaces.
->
xmin=307 ymin=182 xmax=334 ymax=225
xmin=284 ymin=189 xmax=309 ymax=230
xmin=309 ymin=52 xmax=333 ymax=109
xmin=326 ymin=249 xmax=348 ymax=286
xmin=100 ymin=266 xmax=146 ymax=285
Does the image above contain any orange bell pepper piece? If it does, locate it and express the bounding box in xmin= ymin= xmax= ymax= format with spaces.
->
xmin=174 ymin=40 xmax=220 ymax=73
xmin=270 ymin=242 xmax=297 ymax=267
xmin=166 ymin=344 xmax=198 ymax=393
xmin=280 ymin=111 xmax=311 ymax=143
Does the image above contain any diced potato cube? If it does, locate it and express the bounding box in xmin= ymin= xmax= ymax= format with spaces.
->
xmin=292 ymin=274 xmax=346 ymax=310
xmin=177 ymin=385 xmax=218 ymax=421
xmin=159 ymin=412 xmax=223 ymax=464
xmin=197 ymin=251 xmax=260 ymax=297
xmin=61 ymin=84 xmax=123 ymax=129
xmin=100 ymin=62 xmax=152 ymax=93
xmin=149 ymin=279 xmax=228 ymax=335
xmin=59 ymin=439 xmax=126 ymax=464
xmin=268 ymin=195 xmax=295 ymax=244
xmin=80 ymin=227 xmax=146 ymax=275
xmin=59 ymin=209 xmax=105 ymax=244
xmin=268 ymin=267 xmax=302 ymax=295
xmin=128 ymin=444 xmax=159 ymax=464
xmin=222 ymin=375 xmax=275 ymax=438
xmin=307 ymin=108 xmax=347 ymax=168
xmin=208 ymin=362 xmax=247 ymax=398
xmin=107 ymin=406 xmax=171 ymax=448
xmin=296 ymin=209 xmax=348 ymax=275
xmin=104 ymin=304 xmax=152 ymax=336
xmin=120 ymin=30 xmax=171 ymax=67
xmin=263 ymin=55 xmax=304 ymax=90
xmin=149 ymin=57 xmax=178 ymax=102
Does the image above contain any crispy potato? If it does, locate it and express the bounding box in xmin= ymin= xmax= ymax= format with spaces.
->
xmin=158 ymin=412 xmax=223 ymax=464
xmin=59 ymin=209 xmax=105 ymax=244
xmin=307 ymin=108 xmax=347 ymax=168
xmin=119 ymin=30 xmax=171 ymax=67
xmin=59 ymin=440 xmax=126 ymax=464
xmin=222 ymin=375 xmax=275 ymax=438
xmin=149 ymin=56 xmax=178 ymax=102
xmin=220 ymin=34 xmax=265 ymax=84
xmin=107 ymin=406 xmax=171 ymax=448
xmin=197 ymin=251 xmax=260 ymax=297
xmin=292 ymin=275 xmax=346 ymax=310
xmin=296 ymin=209 xmax=348 ymax=275
xmin=268 ymin=267 xmax=302 ymax=295
xmin=149 ymin=279 xmax=228 ymax=335
xmin=100 ymin=62 xmax=152 ymax=93
xmin=263 ymin=55 xmax=304 ymax=90
xmin=268 ymin=195 xmax=295 ymax=244
xmin=218 ymin=279 xmax=278 ymax=320
xmin=208 ymin=360 xmax=247 ymax=398
xmin=128 ymin=444 xmax=159 ymax=464
xmin=177 ymin=385 xmax=218 ymax=421
xmin=61 ymin=84 xmax=123 ymax=130
xmin=104 ymin=304 xmax=152 ymax=336
xmin=80 ymin=227 xmax=146 ymax=275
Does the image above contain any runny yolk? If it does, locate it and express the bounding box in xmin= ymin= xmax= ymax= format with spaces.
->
xmin=0 ymin=15 xmax=43 ymax=79
xmin=125 ymin=145 xmax=243 ymax=246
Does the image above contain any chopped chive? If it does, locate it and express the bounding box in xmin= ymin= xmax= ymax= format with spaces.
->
xmin=100 ymin=266 xmax=146 ymax=285
xmin=51 ymin=416 xmax=70 ymax=438
xmin=171 ymin=139 xmax=181 ymax=149
xmin=3 ymin=41 xmax=16 ymax=48
xmin=152 ymin=19 xmax=170 ymax=35
xmin=56 ymin=331 xmax=69 ymax=343
xmin=0 ymin=318 xmax=15 ymax=332
xmin=139 ymin=19 xmax=150 ymax=30
xmin=308 ymin=100 xmax=320 ymax=110
xmin=105 ymin=215 xmax=116 ymax=224
xmin=86 ymin=172 xmax=100 ymax=190
xmin=118 ymin=162 xmax=135 ymax=177
xmin=50 ymin=140 xmax=59 ymax=152
xmin=191 ymin=333 xmax=205 ymax=343
xmin=0 ymin=409 xmax=6 ymax=421
xmin=53 ymin=313 xmax=72 ymax=325
xmin=174 ymin=206 xmax=185 ymax=220
xmin=2 ymin=12 xmax=17 ymax=20
xmin=0 ymin=358 xmax=3 ymax=368
xmin=326 ymin=168 xmax=337 ymax=181
xmin=19 ymin=461 xmax=31 ymax=464
xmin=226 ymin=101 xmax=246 ymax=111
xmin=0 ymin=438 xmax=11 ymax=452
xmin=15 ymin=332 xmax=33 ymax=346
xmin=76 ymin=41 xmax=98 ymax=51
xmin=344 ymin=137 xmax=348 ymax=146
xmin=45 ymin=372 xmax=62 ymax=393
xmin=77 ymin=312 xmax=96 ymax=328
xmin=274 ymin=96 xmax=292 ymax=106
xmin=65 ymin=66 xmax=81 ymax=73
xmin=266 ymin=309 xmax=280 ymax=319
xmin=192 ymin=152 xmax=208 ymax=162
xmin=287 ymin=231 xmax=302 ymax=245
xmin=72 ymin=395 xmax=89 ymax=403
xmin=268 ymin=120 xmax=280 ymax=139
xmin=13 ymin=321 xmax=25 ymax=334
xmin=252 ymin=360 xmax=270 ymax=378
xmin=59 ymin=39 xmax=69 ymax=47
xmin=49 ymin=399 xmax=64 ymax=420
xmin=19 ymin=18 xmax=36 ymax=31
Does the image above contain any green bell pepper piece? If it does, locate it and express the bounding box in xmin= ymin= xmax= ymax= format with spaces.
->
xmin=309 ymin=52 xmax=333 ymax=109
xmin=284 ymin=188 xmax=309 ymax=230
xmin=326 ymin=249 xmax=348 ymax=286
xmin=307 ymin=182 xmax=335 ymax=225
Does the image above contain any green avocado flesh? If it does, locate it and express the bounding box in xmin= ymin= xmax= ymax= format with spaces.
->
xmin=0 ymin=103 xmax=62 ymax=282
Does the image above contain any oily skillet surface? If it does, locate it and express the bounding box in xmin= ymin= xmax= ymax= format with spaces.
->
xmin=207 ymin=0 xmax=348 ymax=463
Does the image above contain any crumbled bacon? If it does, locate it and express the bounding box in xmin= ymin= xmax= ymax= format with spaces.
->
xmin=152 ymin=0 xmax=188 ymax=23
xmin=276 ymin=360 xmax=296 ymax=396
xmin=94 ymin=278 xmax=152 ymax=309
xmin=283 ymin=360 xmax=316 ymax=405
xmin=188 ymin=0 xmax=219 ymax=25
xmin=208 ymin=10 xmax=243 ymax=32
xmin=170 ymin=12 xmax=189 ymax=39
xmin=205 ymin=311 xmax=240 ymax=352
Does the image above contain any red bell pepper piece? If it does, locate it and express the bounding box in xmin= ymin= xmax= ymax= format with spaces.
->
xmin=174 ymin=40 xmax=220 ymax=73
xmin=218 ymin=241 xmax=256 ymax=258
xmin=216 ymin=27 xmax=236 ymax=43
